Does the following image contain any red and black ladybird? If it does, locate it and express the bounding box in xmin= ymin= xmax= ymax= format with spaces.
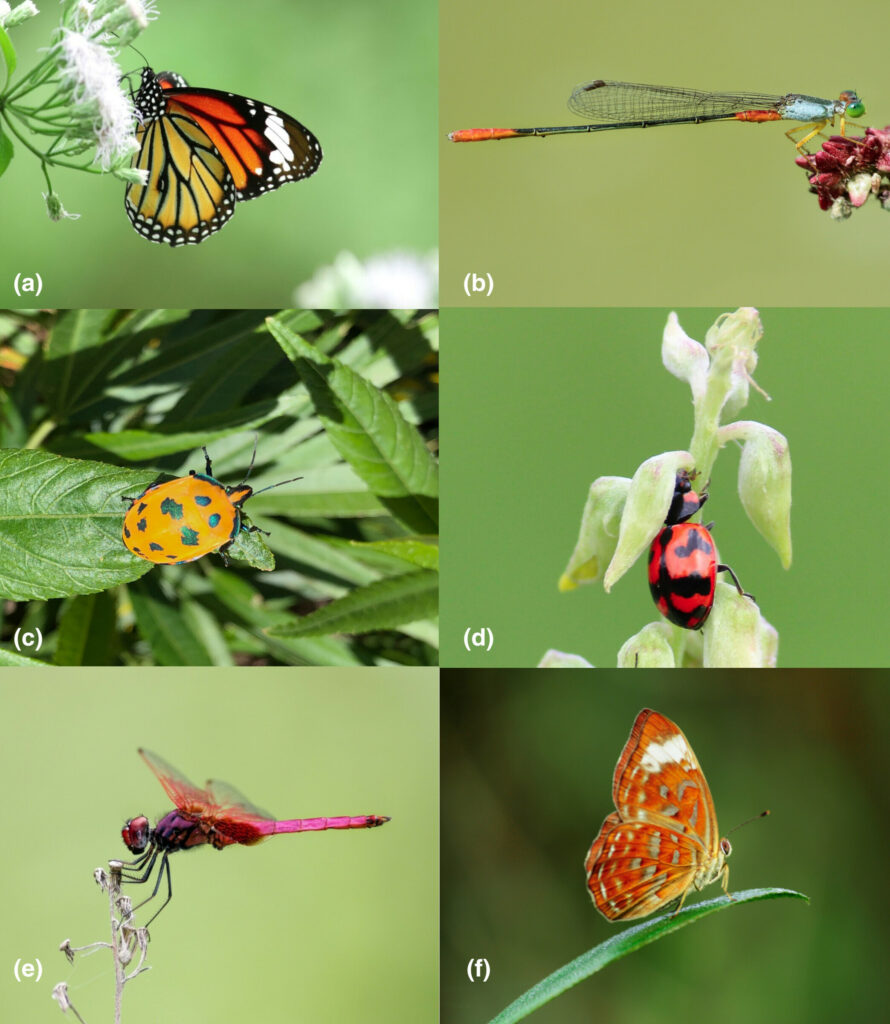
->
xmin=122 ymin=444 xmax=300 ymax=565
xmin=648 ymin=470 xmax=753 ymax=630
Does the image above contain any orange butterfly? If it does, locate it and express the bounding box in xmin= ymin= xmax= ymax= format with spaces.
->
xmin=585 ymin=709 xmax=731 ymax=921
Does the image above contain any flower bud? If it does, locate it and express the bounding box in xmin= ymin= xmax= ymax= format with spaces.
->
xmin=537 ymin=649 xmax=594 ymax=668
xmin=603 ymin=451 xmax=692 ymax=592
xmin=2 ymin=1 xmax=39 ymax=27
xmin=559 ymin=476 xmax=630 ymax=591
xmin=702 ymin=582 xmax=776 ymax=667
xmin=618 ymin=622 xmax=675 ymax=667
xmin=847 ymin=172 xmax=878 ymax=207
xmin=662 ymin=312 xmax=708 ymax=399
xmin=721 ymin=420 xmax=792 ymax=568
xmin=705 ymin=308 xmax=765 ymax=420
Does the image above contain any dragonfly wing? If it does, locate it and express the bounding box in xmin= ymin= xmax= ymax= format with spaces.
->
xmin=138 ymin=748 xmax=215 ymax=815
xmin=205 ymin=777 xmax=276 ymax=822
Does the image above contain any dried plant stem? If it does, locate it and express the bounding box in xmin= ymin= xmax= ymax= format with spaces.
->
xmin=53 ymin=865 xmax=151 ymax=1024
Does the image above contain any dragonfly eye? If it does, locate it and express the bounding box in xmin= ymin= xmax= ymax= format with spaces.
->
xmin=842 ymin=93 xmax=865 ymax=118
xmin=122 ymin=815 xmax=151 ymax=853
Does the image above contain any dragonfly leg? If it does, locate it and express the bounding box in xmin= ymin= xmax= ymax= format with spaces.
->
xmin=118 ymin=848 xmax=174 ymax=926
xmin=784 ymin=119 xmax=829 ymax=151
xmin=136 ymin=854 xmax=173 ymax=928
xmin=117 ymin=845 xmax=159 ymax=884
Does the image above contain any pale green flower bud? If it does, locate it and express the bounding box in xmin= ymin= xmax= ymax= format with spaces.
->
xmin=2 ymin=1 xmax=39 ymax=28
xmin=43 ymin=191 xmax=80 ymax=221
xmin=603 ymin=451 xmax=692 ymax=592
xmin=618 ymin=623 xmax=675 ymax=667
xmin=704 ymin=308 xmax=765 ymax=421
xmin=537 ymin=649 xmax=594 ymax=668
xmin=662 ymin=312 xmax=708 ymax=400
xmin=559 ymin=476 xmax=630 ymax=591
xmin=702 ymin=581 xmax=777 ymax=667
xmin=720 ymin=420 xmax=792 ymax=569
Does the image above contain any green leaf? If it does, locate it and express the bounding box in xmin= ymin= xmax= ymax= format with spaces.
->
xmin=348 ymin=537 xmax=439 ymax=571
xmin=227 ymin=522 xmax=276 ymax=570
xmin=0 ymin=24 xmax=16 ymax=82
xmin=54 ymin=591 xmax=118 ymax=665
xmin=488 ymin=888 xmax=808 ymax=1024
xmin=39 ymin=309 xmax=119 ymax=419
xmin=0 ymin=124 xmax=13 ymax=178
xmin=268 ymin=569 xmax=438 ymax=637
xmin=0 ymin=647 xmax=49 ymax=666
xmin=266 ymin=316 xmax=438 ymax=533
xmin=208 ymin=568 xmax=365 ymax=665
xmin=0 ymin=448 xmax=156 ymax=600
xmin=127 ymin=575 xmax=214 ymax=666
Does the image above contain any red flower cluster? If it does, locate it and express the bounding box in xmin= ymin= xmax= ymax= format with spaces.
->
xmin=795 ymin=127 xmax=890 ymax=218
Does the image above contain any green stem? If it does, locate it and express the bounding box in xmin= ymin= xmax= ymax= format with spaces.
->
xmin=688 ymin=356 xmax=733 ymax=488
xmin=26 ymin=418 xmax=58 ymax=450
xmin=5 ymin=49 xmax=58 ymax=102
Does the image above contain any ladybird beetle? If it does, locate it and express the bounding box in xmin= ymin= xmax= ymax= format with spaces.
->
xmin=648 ymin=470 xmax=754 ymax=630
xmin=122 ymin=443 xmax=300 ymax=565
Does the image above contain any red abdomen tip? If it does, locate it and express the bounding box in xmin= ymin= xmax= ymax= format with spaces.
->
xmin=449 ymin=128 xmax=521 ymax=142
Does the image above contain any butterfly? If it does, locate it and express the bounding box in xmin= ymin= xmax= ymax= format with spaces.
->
xmin=125 ymin=67 xmax=322 ymax=246
xmin=585 ymin=709 xmax=731 ymax=921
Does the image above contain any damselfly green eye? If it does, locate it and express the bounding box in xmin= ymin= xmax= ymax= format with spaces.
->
xmin=843 ymin=92 xmax=865 ymax=119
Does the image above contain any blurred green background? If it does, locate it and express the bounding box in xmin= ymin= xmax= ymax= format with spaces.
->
xmin=441 ymin=306 xmax=890 ymax=667
xmin=441 ymin=0 xmax=890 ymax=306
xmin=0 ymin=0 xmax=436 ymax=306
xmin=442 ymin=669 xmax=887 ymax=1023
xmin=0 ymin=668 xmax=437 ymax=1024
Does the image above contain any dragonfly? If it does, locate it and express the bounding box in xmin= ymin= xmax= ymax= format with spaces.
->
xmin=117 ymin=748 xmax=390 ymax=926
xmin=449 ymin=80 xmax=865 ymax=151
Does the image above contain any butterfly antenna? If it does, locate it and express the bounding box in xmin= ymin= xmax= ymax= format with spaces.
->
xmin=727 ymin=809 xmax=770 ymax=836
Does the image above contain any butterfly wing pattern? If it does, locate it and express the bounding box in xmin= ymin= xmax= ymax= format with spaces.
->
xmin=585 ymin=709 xmax=731 ymax=921
xmin=126 ymin=68 xmax=322 ymax=246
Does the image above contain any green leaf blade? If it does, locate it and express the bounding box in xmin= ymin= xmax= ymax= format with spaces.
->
xmin=267 ymin=316 xmax=438 ymax=533
xmin=268 ymin=569 xmax=438 ymax=638
xmin=489 ymin=888 xmax=808 ymax=1024
xmin=0 ymin=448 xmax=155 ymax=600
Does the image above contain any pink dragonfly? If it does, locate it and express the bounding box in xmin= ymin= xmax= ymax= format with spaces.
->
xmin=118 ymin=748 xmax=390 ymax=925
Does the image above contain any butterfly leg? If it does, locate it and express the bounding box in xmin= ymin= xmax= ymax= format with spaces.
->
xmin=721 ymin=862 xmax=736 ymax=903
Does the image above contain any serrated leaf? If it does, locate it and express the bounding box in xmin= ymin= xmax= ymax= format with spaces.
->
xmin=266 ymin=316 xmax=438 ymax=533
xmin=0 ymin=448 xmax=157 ymax=600
xmin=348 ymin=537 xmax=439 ymax=571
xmin=488 ymin=888 xmax=808 ymax=1024
xmin=227 ymin=522 xmax=276 ymax=570
xmin=0 ymin=647 xmax=49 ymax=666
xmin=268 ymin=569 xmax=438 ymax=637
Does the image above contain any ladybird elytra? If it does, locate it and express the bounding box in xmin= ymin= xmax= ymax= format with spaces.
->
xmin=647 ymin=470 xmax=753 ymax=630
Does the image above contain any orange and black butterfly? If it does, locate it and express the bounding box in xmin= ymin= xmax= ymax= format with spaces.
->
xmin=125 ymin=68 xmax=322 ymax=246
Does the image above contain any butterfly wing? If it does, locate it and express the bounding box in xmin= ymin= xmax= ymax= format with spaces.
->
xmin=162 ymin=86 xmax=322 ymax=201
xmin=585 ymin=709 xmax=725 ymax=920
xmin=125 ymin=68 xmax=321 ymax=246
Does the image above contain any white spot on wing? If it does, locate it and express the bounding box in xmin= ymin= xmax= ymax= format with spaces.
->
xmin=640 ymin=734 xmax=694 ymax=773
